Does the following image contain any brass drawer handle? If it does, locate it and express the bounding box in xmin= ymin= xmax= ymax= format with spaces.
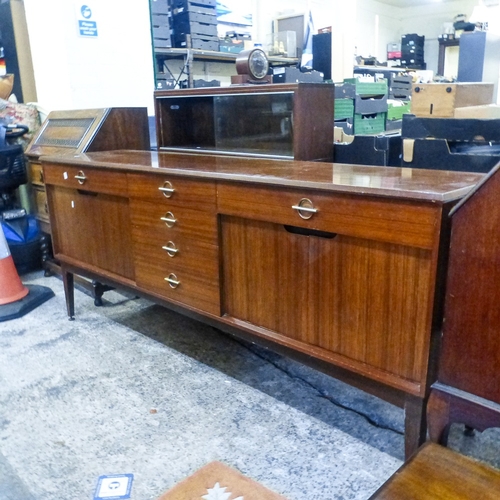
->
xmin=162 ymin=241 xmax=178 ymax=257
xmin=160 ymin=212 xmax=177 ymax=227
xmin=165 ymin=273 xmax=180 ymax=288
xmin=74 ymin=171 xmax=87 ymax=185
xmin=158 ymin=181 xmax=175 ymax=198
xmin=292 ymin=198 xmax=318 ymax=220
xmin=39 ymin=170 xmax=44 ymax=183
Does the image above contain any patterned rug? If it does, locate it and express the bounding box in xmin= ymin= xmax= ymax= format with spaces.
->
xmin=157 ymin=461 xmax=287 ymax=499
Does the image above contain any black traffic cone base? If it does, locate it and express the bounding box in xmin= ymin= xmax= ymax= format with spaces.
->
xmin=0 ymin=285 xmax=55 ymax=322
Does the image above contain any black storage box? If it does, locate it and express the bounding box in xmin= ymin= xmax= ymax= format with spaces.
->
xmin=401 ymin=114 xmax=500 ymax=172
xmin=334 ymin=134 xmax=402 ymax=166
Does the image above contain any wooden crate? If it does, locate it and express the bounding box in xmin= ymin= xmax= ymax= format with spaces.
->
xmin=410 ymin=82 xmax=494 ymax=118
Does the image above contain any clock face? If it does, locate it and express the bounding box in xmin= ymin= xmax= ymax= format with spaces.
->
xmin=248 ymin=49 xmax=269 ymax=79
xmin=236 ymin=48 xmax=270 ymax=80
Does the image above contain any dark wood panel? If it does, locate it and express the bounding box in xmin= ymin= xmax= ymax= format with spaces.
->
xmin=128 ymin=173 xmax=216 ymax=211
xmin=46 ymin=186 xmax=135 ymax=280
xmin=439 ymin=166 xmax=500 ymax=403
xmin=218 ymin=182 xmax=441 ymax=249
xmin=85 ymin=108 xmax=150 ymax=152
xmin=130 ymin=199 xmax=218 ymax=245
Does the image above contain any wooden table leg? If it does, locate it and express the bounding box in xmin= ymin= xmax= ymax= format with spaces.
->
xmin=404 ymin=395 xmax=428 ymax=459
xmin=62 ymin=267 xmax=75 ymax=320
xmin=427 ymin=387 xmax=452 ymax=445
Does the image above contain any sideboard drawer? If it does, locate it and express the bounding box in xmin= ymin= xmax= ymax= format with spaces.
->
xmin=217 ymin=182 xmax=440 ymax=249
xmin=134 ymin=243 xmax=220 ymax=315
xmin=128 ymin=173 xmax=216 ymax=211
xmin=43 ymin=163 xmax=128 ymax=196
xmin=29 ymin=161 xmax=45 ymax=187
xmin=130 ymin=200 xmax=218 ymax=245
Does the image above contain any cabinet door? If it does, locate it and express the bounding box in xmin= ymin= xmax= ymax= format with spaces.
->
xmin=47 ymin=185 xmax=135 ymax=280
xmin=221 ymin=215 xmax=434 ymax=387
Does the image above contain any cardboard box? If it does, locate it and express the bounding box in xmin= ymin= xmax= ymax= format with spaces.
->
xmin=453 ymin=105 xmax=500 ymax=119
xmin=411 ymin=83 xmax=494 ymax=118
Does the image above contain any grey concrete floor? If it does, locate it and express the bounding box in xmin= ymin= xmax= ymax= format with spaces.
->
xmin=0 ymin=270 xmax=499 ymax=499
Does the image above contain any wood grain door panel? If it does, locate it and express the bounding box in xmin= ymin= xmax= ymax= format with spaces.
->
xmin=221 ymin=215 xmax=434 ymax=384
xmin=47 ymin=186 xmax=135 ymax=280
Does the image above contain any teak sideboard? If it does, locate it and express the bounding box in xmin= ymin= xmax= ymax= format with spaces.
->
xmin=41 ymin=151 xmax=483 ymax=459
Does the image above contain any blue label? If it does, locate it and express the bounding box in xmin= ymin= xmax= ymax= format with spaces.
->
xmin=79 ymin=20 xmax=98 ymax=37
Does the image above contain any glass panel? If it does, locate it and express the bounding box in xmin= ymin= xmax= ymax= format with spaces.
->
xmin=214 ymin=92 xmax=294 ymax=157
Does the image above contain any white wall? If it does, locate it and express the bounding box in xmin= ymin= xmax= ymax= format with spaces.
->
xmin=20 ymin=0 xmax=500 ymax=112
xmin=23 ymin=0 xmax=155 ymax=114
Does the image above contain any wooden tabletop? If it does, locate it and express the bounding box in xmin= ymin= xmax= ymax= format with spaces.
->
xmin=369 ymin=442 xmax=500 ymax=499
xmin=41 ymin=150 xmax=485 ymax=203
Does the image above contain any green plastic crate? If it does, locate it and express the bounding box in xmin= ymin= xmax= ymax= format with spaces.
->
xmin=387 ymin=101 xmax=411 ymax=121
xmin=354 ymin=112 xmax=386 ymax=135
xmin=335 ymin=99 xmax=354 ymax=120
xmin=344 ymin=78 xmax=388 ymax=97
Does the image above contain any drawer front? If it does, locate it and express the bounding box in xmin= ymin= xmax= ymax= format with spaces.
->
xmin=29 ymin=161 xmax=45 ymax=187
xmin=130 ymin=200 xmax=218 ymax=245
xmin=217 ymin=182 xmax=440 ymax=249
xmin=134 ymin=242 xmax=220 ymax=315
xmin=33 ymin=187 xmax=50 ymax=222
xmin=128 ymin=173 xmax=216 ymax=211
xmin=43 ymin=163 xmax=128 ymax=196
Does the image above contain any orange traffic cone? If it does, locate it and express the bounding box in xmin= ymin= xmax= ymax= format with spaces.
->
xmin=0 ymin=224 xmax=29 ymax=305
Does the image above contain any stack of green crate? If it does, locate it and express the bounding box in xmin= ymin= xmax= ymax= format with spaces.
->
xmin=334 ymin=98 xmax=354 ymax=134
xmin=337 ymin=78 xmax=388 ymax=135
xmin=386 ymin=100 xmax=411 ymax=131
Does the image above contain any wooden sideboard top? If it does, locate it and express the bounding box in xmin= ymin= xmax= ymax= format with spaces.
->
xmin=41 ymin=150 xmax=484 ymax=202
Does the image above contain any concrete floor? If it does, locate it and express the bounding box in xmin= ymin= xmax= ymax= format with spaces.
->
xmin=0 ymin=270 xmax=498 ymax=499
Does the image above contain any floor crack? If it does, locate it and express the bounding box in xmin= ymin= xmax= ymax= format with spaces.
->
xmin=230 ymin=336 xmax=404 ymax=436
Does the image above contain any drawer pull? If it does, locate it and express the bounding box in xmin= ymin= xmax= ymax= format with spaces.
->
xmin=162 ymin=241 xmax=179 ymax=257
xmin=165 ymin=273 xmax=180 ymax=288
xmin=158 ymin=181 xmax=175 ymax=198
xmin=39 ymin=170 xmax=44 ymax=183
xmin=292 ymin=198 xmax=318 ymax=220
xmin=74 ymin=171 xmax=87 ymax=185
xmin=160 ymin=212 xmax=177 ymax=227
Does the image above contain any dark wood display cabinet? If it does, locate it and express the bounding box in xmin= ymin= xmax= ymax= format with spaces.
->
xmin=427 ymin=162 xmax=500 ymax=444
xmin=154 ymin=83 xmax=335 ymax=161
xmin=41 ymin=150 xmax=483 ymax=459
xmin=25 ymin=107 xmax=149 ymax=302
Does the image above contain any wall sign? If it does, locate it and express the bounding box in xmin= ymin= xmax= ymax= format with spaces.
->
xmin=75 ymin=3 xmax=98 ymax=37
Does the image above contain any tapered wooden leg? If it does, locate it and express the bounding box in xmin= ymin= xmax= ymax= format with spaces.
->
xmin=404 ymin=395 xmax=427 ymax=460
xmin=427 ymin=388 xmax=451 ymax=445
xmin=62 ymin=267 xmax=75 ymax=320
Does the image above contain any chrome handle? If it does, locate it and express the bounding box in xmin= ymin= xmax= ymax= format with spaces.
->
xmin=160 ymin=212 xmax=177 ymax=227
xmin=162 ymin=241 xmax=179 ymax=257
xmin=164 ymin=273 xmax=180 ymax=288
xmin=74 ymin=171 xmax=87 ymax=185
xmin=292 ymin=198 xmax=318 ymax=220
xmin=158 ymin=181 xmax=175 ymax=198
